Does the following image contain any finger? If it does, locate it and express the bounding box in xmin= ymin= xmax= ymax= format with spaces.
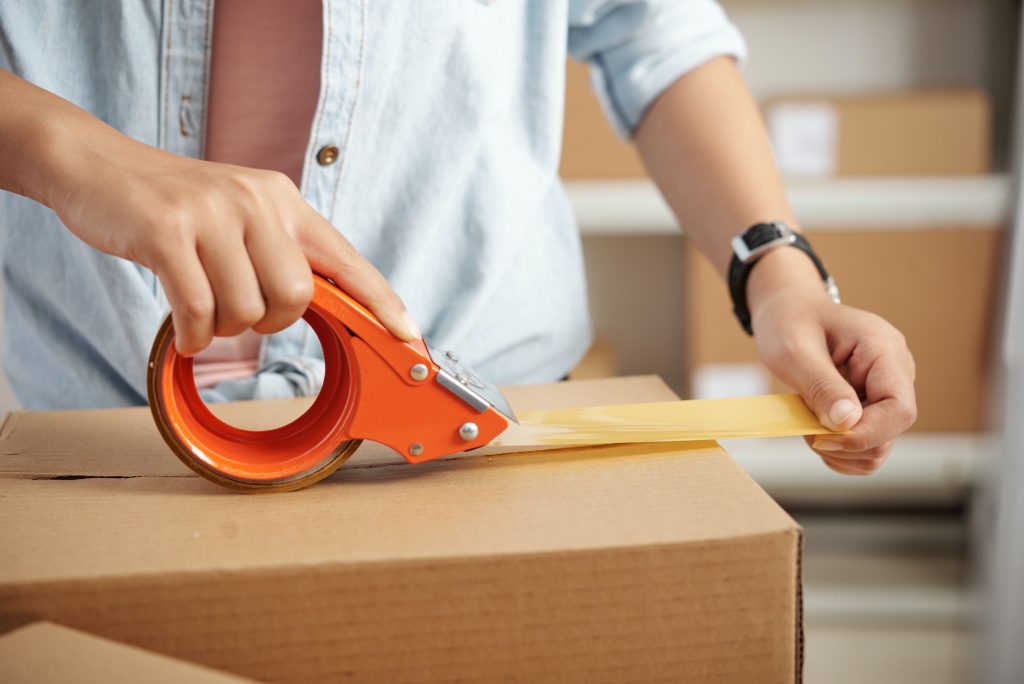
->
xmin=820 ymin=456 xmax=881 ymax=476
xmin=806 ymin=436 xmax=888 ymax=466
xmin=806 ymin=435 xmax=894 ymax=463
xmin=811 ymin=352 xmax=916 ymax=452
xmin=196 ymin=231 xmax=267 ymax=337
xmin=297 ymin=210 xmax=420 ymax=341
xmin=810 ymin=439 xmax=893 ymax=476
xmin=156 ymin=253 xmax=216 ymax=356
xmin=245 ymin=222 xmax=313 ymax=334
xmin=777 ymin=331 xmax=863 ymax=432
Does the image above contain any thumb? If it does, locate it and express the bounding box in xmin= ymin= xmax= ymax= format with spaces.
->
xmin=784 ymin=342 xmax=862 ymax=432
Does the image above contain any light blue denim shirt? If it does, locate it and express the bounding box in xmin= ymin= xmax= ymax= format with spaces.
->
xmin=0 ymin=1 xmax=744 ymax=409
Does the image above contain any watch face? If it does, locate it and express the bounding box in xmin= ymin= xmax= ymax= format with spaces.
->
xmin=732 ymin=222 xmax=796 ymax=263
xmin=744 ymin=222 xmax=785 ymax=248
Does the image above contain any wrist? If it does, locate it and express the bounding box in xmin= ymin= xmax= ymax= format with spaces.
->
xmin=16 ymin=100 xmax=133 ymax=213
xmin=746 ymin=245 xmax=833 ymax=318
xmin=8 ymin=105 xmax=94 ymax=211
xmin=0 ymin=106 xmax=56 ymax=206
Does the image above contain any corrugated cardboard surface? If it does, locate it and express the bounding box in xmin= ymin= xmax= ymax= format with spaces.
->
xmin=0 ymin=376 xmax=803 ymax=683
xmin=0 ymin=622 xmax=253 ymax=684
xmin=767 ymin=89 xmax=991 ymax=177
xmin=685 ymin=229 xmax=1002 ymax=431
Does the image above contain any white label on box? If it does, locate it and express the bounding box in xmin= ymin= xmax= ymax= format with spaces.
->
xmin=692 ymin=363 xmax=771 ymax=400
xmin=767 ymin=102 xmax=839 ymax=179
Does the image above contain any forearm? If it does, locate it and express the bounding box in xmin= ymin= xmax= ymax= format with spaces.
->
xmin=0 ymin=68 xmax=80 ymax=206
xmin=0 ymin=69 xmax=147 ymax=215
xmin=633 ymin=56 xmax=826 ymax=313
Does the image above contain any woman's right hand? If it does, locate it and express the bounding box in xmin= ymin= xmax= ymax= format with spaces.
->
xmin=1 ymin=69 xmax=420 ymax=356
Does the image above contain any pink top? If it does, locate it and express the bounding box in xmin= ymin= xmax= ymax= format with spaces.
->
xmin=194 ymin=0 xmax=322 ymax=389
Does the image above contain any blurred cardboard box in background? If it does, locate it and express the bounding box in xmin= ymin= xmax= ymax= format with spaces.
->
xmin=561 ymin=60 xmax=990 ymax=180
xmin=765 ymin=89 xmax=991 ymax=178
xmin=560 ymin=60 xmax=646 ymax=179
xmin=568 ymin=335 xmax=619 ymax=379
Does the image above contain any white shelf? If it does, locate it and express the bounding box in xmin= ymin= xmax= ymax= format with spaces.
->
xmin=567 ymin=175 xmax=1012 ymax=235
xmin=720 ymin=433 xmax=994 ymax=507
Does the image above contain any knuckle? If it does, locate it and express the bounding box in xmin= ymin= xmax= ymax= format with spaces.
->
xmin=803 ymin=375 xmax=837 ymax=407
xmin=271 ymin=276 xmax=314 ymax=311
xmin=179 ymin=296 xmax=214 ymax=323
xmin=223 ymin=169 xmax=263 ymax=200
xmin=233 ymin=301 xmax=268 ymax=326
xmin=900 ymin=400 xmax=918 ymax=429
xmin=822 ymin=458 xmax=866 ymax=477
xmin=858 ymin=461 xmax=882 ymax=474
xmin=903 ymin=348 xmax=918 ymax=382
xmin=215 ymin=300 xmax=265 ymax=335
xmin=263 ymin=170 xmax=296 ymax=191
xmin=859 ymin=333 xmax=889 ymax=356
xmin=863 ymin=443 xmax=893 ymax=463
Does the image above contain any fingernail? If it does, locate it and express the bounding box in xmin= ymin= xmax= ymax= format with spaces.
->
xmin=813 ymin=439 xmax=843 ymax=452
xmin=399 ymin=310 xmax=421 ymax=341
xmin=827 ymin=399 xmax=860 ymax=431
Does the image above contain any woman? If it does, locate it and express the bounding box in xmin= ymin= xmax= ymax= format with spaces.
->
xmin=0 ymin=0 xmax=915 ymax=475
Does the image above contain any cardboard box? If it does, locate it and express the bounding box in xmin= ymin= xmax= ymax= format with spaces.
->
xmin=766 ymin=90 xmax=991 ymax=178
xmin=568 ymin=336 xmax=620 ymax=380
xmin=0 ymin=621 xmax=254 ymax=683
xmin=0 ymin=376 xmax=804 ymax=683
xmin=685 ymin=228 xmax=1002 ymax=431
xmin=560 ymin=60 xmax=647 ymax=179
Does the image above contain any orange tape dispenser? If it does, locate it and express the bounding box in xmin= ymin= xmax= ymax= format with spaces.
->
xmin=147 ymin=274 xmax=517 ymax=492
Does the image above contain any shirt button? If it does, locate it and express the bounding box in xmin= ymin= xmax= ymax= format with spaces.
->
xmin=316 ymin=145 xmax=340 ymax=166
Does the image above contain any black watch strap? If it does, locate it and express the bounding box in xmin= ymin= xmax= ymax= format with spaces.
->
xmin=727 ymin=222 xmax=839 ymax=336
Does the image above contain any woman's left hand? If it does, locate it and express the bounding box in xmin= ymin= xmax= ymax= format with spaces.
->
xmin=748 ymin=249 xmax=918 ymax=475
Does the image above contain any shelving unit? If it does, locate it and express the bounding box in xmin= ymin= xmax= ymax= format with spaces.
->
xmin=568 ymin=175 xmax=1012 ymax=235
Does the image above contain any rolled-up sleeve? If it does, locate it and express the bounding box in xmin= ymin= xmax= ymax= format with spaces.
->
xmin=568 ymin=0 xmax=747 ymax=138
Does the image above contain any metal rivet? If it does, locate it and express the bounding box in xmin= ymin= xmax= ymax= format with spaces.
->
xmin=316 ymin=144 xmax=340 ymax=166
xmin=459 ymin=422 xmax=480 ymax=442
xmin=410 ymin=363 xmax=429 ymax=381
xmin=446 ymin=350 xmax=459 ymax=362
xmin=409 ymin=443 xmax=423 ymax=457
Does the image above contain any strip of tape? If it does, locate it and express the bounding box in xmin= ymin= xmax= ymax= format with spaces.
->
xmin=490 ymin=394 xmax=833 ymax=448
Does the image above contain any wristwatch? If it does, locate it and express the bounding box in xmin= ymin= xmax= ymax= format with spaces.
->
xmin=727 ymin=221 xmax=840 ymax=335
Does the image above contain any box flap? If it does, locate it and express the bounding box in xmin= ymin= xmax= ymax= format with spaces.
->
xmin=0 ymin=622 xmax=254 ymax=683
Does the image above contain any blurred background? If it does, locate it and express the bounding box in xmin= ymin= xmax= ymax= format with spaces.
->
xmin=1 ymin=0 xmax=1021 ymax=682
xmin=563 ymin=1 xmax=1022 ymax=682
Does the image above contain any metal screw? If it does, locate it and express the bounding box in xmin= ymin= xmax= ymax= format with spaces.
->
xmin=409 ymin=443 xmax=424 ymax=456
xmin=459 ymin=422 xmax=480 ymax=442
xmin=456 ymin=372 xmax=469 ymax=384
xmin=409 ymin=363 xmax=429 ymax=381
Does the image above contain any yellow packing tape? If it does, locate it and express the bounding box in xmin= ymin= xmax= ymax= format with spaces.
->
xmin=491 ymin=394 xmax=833 ymax=448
